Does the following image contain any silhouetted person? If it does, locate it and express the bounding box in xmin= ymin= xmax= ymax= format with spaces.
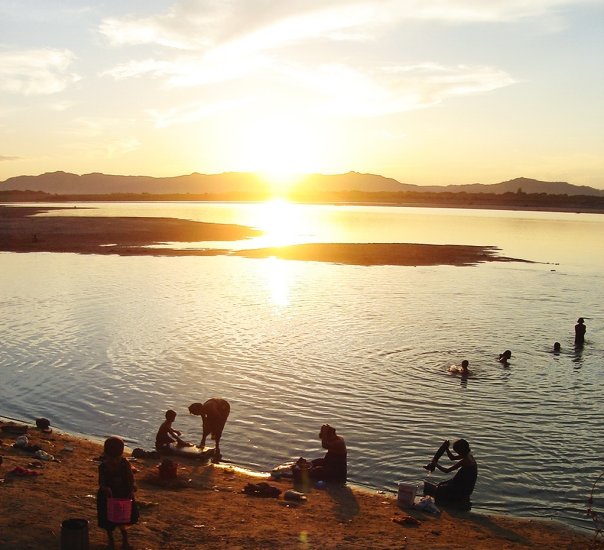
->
xmin=553 ymin=342 xmax=561 ymax=353
xmin=188 ymin=398 xmax=230 ymax=457
xmin=155 ymin=409 xmax=189 ymax=452
xmin=574 ymin=318 xmax=586 ymax=347
xmin=448 ymin=360 xmax=470 ymax=377
xmin=97 ymin=437 xmax=139 ymax=549
xmin=423 ymin=439 xmax=477 ymax=510
xmin=294 ymin=424 xmax=347 ymax=484
xmin=498 ymin=350 xmax=512 ymax=363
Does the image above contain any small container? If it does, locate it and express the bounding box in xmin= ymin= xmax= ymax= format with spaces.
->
xmin=60 ymin=518 xmax=89 ymax=550
xmin=107 ymin=498 xmax=133 ymax=524
xmin=397 ymin=482 xmax=418 ymax=507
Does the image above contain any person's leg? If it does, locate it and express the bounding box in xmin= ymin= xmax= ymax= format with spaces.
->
xmin=106 ymin=528 xmax=115 ymax=550
xmin=119 ymin=526 xmax=132 ymax=549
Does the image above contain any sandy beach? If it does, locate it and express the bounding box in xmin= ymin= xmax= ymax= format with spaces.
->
xmin=0 ymin=420 xmax=593 ymax=550
xmin=0 ymin=206 xmax=528 ymax=266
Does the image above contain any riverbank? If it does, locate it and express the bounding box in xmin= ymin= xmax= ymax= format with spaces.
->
xmin=0 ymin=420 xmax=592 ymax=549
xmin=0 ymin=205 xmax=528 ymax=266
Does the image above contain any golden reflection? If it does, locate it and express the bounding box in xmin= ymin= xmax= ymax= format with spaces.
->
xmin=262 ymin=257 xmax=291 ymax=307
xmin=252 ymin=198 xmax=305 ymax=248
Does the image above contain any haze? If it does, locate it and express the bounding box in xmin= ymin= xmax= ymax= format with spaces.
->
xmin=0 ymin=0 xmax=602 ymax=189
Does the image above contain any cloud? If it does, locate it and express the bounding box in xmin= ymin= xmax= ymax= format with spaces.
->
xmin=0 ymin=48 xmax=80 ymax=95
xmin=148 ymin=97 xmax=253 ymax=128
xmin=0 ymin=155 xmax=20 ymax=162
xmin=104 ymin=138 xmax=141 ymax=158
xmin=98 ymin=0 xmax=596 ymax=53
xmin=287 ymin=62 xmax=516 ymax=116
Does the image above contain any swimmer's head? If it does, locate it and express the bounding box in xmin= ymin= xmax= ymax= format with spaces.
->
xmin=461 ymin=360 xmax=469 ymax=369
xmin=554 ymin=342 xmax=561 ymax=351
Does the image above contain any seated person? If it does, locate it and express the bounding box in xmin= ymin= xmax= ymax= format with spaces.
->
xmin=294 ymin=424 xmax=347 ymax=483
xmin=155 ymin=409 xmax=189 ymax=452
xmin=423 ymin=439 xmax=477 ymax=510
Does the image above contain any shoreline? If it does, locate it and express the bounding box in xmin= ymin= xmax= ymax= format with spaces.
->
xmin=0 ymin=416 xmax=594 ymax=549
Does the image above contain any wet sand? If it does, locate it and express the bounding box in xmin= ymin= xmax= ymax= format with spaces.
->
xmin=0 ymin=206 xmax=529 ymax=266
xmin=0 ymin=423 xmax=592 ymax=549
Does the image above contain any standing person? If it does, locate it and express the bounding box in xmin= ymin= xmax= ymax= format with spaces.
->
xmin=423 ymin=439 xmax=477 ymax=510
xmin=97 ymin=437 xmax=139 ymax=550
xmin=188 ymin=398 xmax=230 ymax=457
xmin=575 ymin=317 xmax=586 ymax=347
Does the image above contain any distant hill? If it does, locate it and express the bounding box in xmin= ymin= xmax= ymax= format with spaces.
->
xmin=418 ymin=177 xmax=604 ymax=196
xmin=1 ymin=171 xmax=603 ymax=196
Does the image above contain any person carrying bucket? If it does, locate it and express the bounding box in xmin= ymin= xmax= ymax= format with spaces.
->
xmin=97 ymin=437 xmax=139 ymax=549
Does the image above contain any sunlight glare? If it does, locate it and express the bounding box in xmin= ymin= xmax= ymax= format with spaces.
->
xmin=237 ymin=118 xmax=321 ymax=194
xmin=252 ymin=198 xmax=307 ymax=248
xmin=263 ymin=257 xmax=291 ymax=307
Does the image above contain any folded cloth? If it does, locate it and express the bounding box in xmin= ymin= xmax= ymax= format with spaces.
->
xmin=9 ymin=466 xmax=43 ymax=477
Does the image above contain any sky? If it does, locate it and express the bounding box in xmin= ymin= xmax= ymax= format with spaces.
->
xmin=0 ymin=0 xmax=603 ymax=188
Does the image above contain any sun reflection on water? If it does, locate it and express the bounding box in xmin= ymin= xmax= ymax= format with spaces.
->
xmin=262 ymin=257 xmax=291 ymax=307
xmin=250 ymin=198 xmax=308 ymax=248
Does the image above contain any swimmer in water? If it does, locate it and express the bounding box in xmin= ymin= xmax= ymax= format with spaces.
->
xmin=553 ymin=342 xmax=561 ymax=353
xmin=498 ymin=350 xmax=512 ymax=364
xmin=449 ymin=360 xmax=470 ymax=377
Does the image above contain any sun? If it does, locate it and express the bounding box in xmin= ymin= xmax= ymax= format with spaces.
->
xmin=237 ymin=117 xmax=321 ymax=195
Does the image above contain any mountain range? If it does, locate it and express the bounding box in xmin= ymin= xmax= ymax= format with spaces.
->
xmin=1 ymin=171 xmax=603 ymax=196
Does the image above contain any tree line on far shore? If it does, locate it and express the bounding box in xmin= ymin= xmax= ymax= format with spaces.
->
xmin=1 ymin=188 xmax=603 ymax=211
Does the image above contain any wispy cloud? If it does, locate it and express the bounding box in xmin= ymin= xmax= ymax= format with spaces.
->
xmin=0 ymin=155 xmax=20 ymax=162
xmin=148 ymin=97 xmax=253 ymax=128
xmin=104 ymin=138 xmax=141 ymax=159
xmin=98 ymin=0 xmax=596 ymax=54
xmin=285 ymin=62 xmax=516 ymax=116
xmin=0 ymin=48 xmax=80 ymax=95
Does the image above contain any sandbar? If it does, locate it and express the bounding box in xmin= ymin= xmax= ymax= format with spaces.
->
xmin=0 ymin=206 xmax=529 ymax=266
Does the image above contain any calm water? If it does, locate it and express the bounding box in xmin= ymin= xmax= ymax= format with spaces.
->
xmin=1 ymin=202 xmax=603 ymax=530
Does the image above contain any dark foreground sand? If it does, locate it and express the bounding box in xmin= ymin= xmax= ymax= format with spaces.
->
xmin=0 ymin=422 xmax=593 ymax=550
xmin=0 ymin=206 xmax=529 ymax=266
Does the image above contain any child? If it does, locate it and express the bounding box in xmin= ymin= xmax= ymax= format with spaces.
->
xmin=97 ymin=436 xmax=139 ymax=550
xmin=155 ymin=409 xmax=188 ymax=452
xmin=448 ymin=360 xmax=470 ymax=377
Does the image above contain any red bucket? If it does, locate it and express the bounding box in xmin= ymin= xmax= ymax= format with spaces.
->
xmin=107 ymin=498 xmax=132 ymax=524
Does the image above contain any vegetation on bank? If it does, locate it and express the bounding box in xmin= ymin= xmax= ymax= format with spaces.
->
xmin=1 ymin=188 xmax=603 ymax=211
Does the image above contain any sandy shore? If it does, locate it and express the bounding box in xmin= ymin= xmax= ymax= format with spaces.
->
xmin=0 ymin=206 xmax=529 ymax=266
xmin=0 ymin=420 xmax=593 ymax=550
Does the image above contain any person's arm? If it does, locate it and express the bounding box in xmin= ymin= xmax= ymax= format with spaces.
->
xmin=436 ymin=458 xmax=464 ymax=474
xmin=445 ymin=447 xmax=461 ymax=461
xmin=98 ymin=464 xmax=112 ymax=497
xmin=168 ymin=426 xmax=182 ymax=437
xmin=424 ymin=440 xmax=449 ymax=471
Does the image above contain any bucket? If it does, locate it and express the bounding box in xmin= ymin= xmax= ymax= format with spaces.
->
xmin=107 ymin=497 xmax=133 ymax=524
xmin=397 ymin=482 xmax=417 ymax=507
xmin=60 ymin=518 xmax=89 ymax=550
